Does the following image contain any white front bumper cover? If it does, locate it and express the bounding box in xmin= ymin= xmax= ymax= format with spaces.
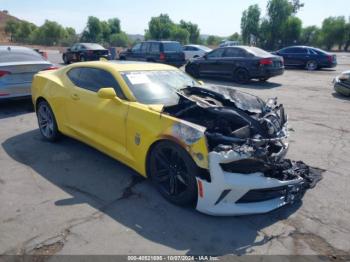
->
xmin=195 ymin=144 xmax=305 ymax=216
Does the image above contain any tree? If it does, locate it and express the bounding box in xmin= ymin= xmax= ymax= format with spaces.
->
xmin=240 ymin=4 xmax=261 ymax=44
xmin=171 ymin=26 xmax=189 ymax=44
xmin=344 ymin=18 xmax=350 ymax=51
xmin=321 ymin=16 xmax=346 ymax=50
xmin=101 ymin=21 xmax=111 ymax=43
xmin=146 ymin=14 xmax=174 ymax=40
xmin=206 ymin=35 xmax=221 ymax=46
xmin=282 ymin=16 xmax=302 ymax=45
xmin=34 ymin=20 xmax=65 ymax=45
xmin=228 ymin=33 xmax=240 ymax=41
xmin=5 ymin=20 xmax=19 ymax=42
xmin=61 ymin=27 xmax=77 ymax=46
xmin=179 ymin=20 xmax=200 ymax=44
xmin=110 ymin=32 xmax=129 ymax=47
xmin=290 ymin=0 xmax=304 ymax=14
xmin=81 ymin=16 xmax=103 ymax=42
xmin=14 ymin=21 xmax=36 ymax=43
xmin=301 ymin=26 xmax=321 ymax=46
xmin=108 ymin=18 xmax=121 ymax=34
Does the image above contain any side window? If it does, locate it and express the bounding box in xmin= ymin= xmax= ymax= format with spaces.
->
xmin=141 ymin=43 xmax=149 ymax=53
xmin=71 ymin=44 xmax=79 ymax=51
xmin=67 ymin=68 xmax=81 ymax=86
xmin=223 ymin=48 xmax=246 ymax=58
xmin=67 ymin=68 xmax=126 ymax=99
xmin=295 ymin=48 xmax=307 ymax=54
xmin=150 ymin=43 xmax=160 ymax=53
xmin=183 ymin=46 xmax=189 ymax=51
xmin=207 ymin=48 xmax=225 ymax=58
xmin=132 ymin=43 xmax=141 ymax=52
xmin=281 ymin=48 xmax=293 ymax=54
xmin=80 ymin=45 xmax=86 ymax=50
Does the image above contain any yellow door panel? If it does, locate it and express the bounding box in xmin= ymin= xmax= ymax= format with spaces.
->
xmin=65 ymin=86 xmax=129 ymax=162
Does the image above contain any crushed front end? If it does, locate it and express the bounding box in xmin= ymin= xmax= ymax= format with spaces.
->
xmin=164 ymin=85 xmax=322 ymax=216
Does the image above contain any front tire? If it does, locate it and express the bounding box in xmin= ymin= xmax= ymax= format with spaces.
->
xmin=37 ymin=100 xmax=61 ymax=142
xmin=306 ymin=60 xmax=318 ymax=71
xmin=149 ymin=141 xmax=199 ymax=206
xmin=80 ymin=55 xmax=86 ymax=62
xmin=234 ymin=68 xmax=250 ymax=84
xmin=63 ymin=54 xmax=69 ymax=64
xmin=259 ymin=77 xmax=270 ymax=82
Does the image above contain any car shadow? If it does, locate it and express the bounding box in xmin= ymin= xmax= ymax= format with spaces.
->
xmin=201 ymin=77 xmax=282 ymax=90
xmin=0 ymin=98 xmax=34 ymax=119
xmin=284 ymin=66 xmax=337 ymax=72
xmin=332 ymin=92 xmax=350 ymax=101
xmin=2 ymin=130 xmax=302 ymax=255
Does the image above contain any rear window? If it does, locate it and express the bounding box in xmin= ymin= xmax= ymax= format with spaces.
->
xmin=0 ymin=49 xmax=45 ymax=63
xmin=82 ymin=43 xmax=105 ymax=50
xmin=163 ymin=43 xmax=182 ymax=52
xmin=246 ymin=47 xmax=272 ymax=57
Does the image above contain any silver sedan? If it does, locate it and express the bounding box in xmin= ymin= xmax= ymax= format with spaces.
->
xmin=0 ymin=46 xmax=56 ymax=100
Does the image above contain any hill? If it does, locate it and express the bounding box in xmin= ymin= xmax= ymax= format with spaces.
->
xmin=0 ymin=10 xmax=21 ymax=42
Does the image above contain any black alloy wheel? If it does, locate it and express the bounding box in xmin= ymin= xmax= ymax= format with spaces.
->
xmin=149 ymin=141 xmax=198 ymax=206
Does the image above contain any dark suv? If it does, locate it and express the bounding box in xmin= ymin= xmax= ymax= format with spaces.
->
xmin=119 ymin=41 xmax=186 ymax=67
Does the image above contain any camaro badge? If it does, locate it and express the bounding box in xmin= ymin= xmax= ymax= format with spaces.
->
xmin=135 ymin=133 xmax=141 ymax=145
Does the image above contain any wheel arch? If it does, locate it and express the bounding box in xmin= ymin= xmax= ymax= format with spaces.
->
xmin=145 ymin=138 xmax=211 ymax=182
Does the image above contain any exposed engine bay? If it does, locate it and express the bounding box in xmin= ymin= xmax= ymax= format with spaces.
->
xmin=163 ymin=85 xmax=322 ymax=190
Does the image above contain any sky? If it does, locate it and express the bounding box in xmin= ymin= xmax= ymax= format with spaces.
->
xmin=0 ymin=0 xmax=348 ymax=36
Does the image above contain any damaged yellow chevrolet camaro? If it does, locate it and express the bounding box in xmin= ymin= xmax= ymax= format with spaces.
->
xmin=31 ymin=61 xmax=321 ymax=216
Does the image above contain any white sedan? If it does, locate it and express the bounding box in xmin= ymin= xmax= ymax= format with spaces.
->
xmin=183 ymin=45 xmax=212 ymax=60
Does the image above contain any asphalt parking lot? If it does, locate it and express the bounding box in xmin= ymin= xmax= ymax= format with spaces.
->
xmin=0 ymin=52 xmax=350 ymax=257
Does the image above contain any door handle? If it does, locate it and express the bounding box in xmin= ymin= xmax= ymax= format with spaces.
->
xmin=71 ymin=93 xmax=80 ymax=101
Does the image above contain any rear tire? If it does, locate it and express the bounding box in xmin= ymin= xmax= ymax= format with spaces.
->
xmin=306 ymin=60 xmax=318 ymax=71
xmin=149 ymin=141 xmax=198 ymax=207
xmin=80 ymin=55 xmax=86 ymax=62
xmin=63 ymin=54 xmax=69 ymax=64
xmin=37 ymin=100 xmax=61 ymax=142
xmin=259 ymin=77 xmax=269 ymax=82
xmin=234 ymin=68 xmax=250 ymax=84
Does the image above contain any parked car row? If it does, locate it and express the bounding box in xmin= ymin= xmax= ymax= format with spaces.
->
xmin=0 ymin=46 xmax=57 ymax=100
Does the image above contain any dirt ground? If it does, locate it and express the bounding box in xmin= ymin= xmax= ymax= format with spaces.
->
xmin=0 ymin=53 xmax=349 ymax=258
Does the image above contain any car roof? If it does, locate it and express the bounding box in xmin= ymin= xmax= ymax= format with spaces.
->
xmin=143 ymin=40 xmax=180 ymax=43
xmin=0 ymin=46 xmax=36 ymax=52
xmin=282 ymin=46 xmax=313 ymax=49
xmin=65 ymin=60 xmax=177 ymax=72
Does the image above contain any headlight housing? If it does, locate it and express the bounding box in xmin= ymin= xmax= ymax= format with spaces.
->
xmin=338 ymin=73 xmax=350 ymax=81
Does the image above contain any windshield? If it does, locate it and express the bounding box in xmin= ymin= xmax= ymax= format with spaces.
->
xmin=121 ymin=70 xmax=197 ymax=105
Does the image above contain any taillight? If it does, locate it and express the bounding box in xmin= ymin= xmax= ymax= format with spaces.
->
xmin=42 ymin=66 xmax=59 ymax=71
xmin=160 ymin=52 xmax=166 ymax=61
xmin=41 ymin=51 xmax=48 ymax=60
xmin=0 ymin=70 xmax=11 ymax=77
xmin=327 ymin=55 xmax=333 ymax=63
xmin=260 ymin=58 xmax=273 ymax=65
xmin=0 ymin=92 xmax=10 ymax=96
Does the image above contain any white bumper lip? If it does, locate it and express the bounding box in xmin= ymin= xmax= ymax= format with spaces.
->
xmin=195 ymin=142 xmax=304 ymax=216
